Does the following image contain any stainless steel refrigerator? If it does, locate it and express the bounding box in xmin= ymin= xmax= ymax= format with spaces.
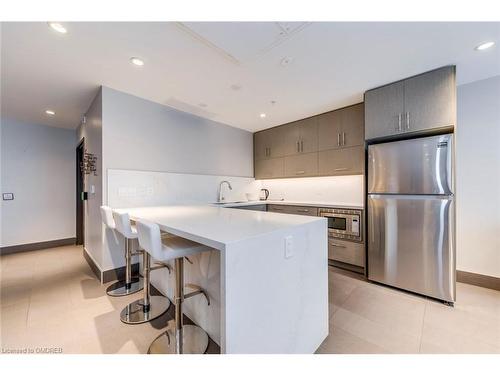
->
xmin=367 ymin=134 xmax=456 ymax=303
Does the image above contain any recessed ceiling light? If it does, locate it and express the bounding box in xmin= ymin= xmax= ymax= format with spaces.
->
xmin=475 ymin=41 xmax=495 ymax=51
xmin=260 ymin=113 xmax=266 ymax=118
xmin=130 ymin=57 xmax=144 ymax=66
xmin=48 ymin=22 xmax=67 ymax=34
xmin=45 ymin=110 xmax=55 ymax=116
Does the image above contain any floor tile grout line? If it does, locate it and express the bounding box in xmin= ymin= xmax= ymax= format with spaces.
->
xmin=418 ymin=300 xmax=427 ymax=353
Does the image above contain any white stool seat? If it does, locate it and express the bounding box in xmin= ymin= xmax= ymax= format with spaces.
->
xmin=136 ymin=220 xmax=210 ymax=262
xmin=113 ymin=211 xmax=138 ymax=239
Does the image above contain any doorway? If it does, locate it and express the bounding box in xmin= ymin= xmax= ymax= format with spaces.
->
xmin=76 ymin=139 xmax=85 ymax=245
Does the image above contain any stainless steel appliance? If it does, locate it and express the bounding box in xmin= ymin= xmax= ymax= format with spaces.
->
xmin=319 ymin=208 xmax=365 ymax=271
xmin=367 ymin=133 xmax=455 ymax=303
xmin=319 ymin=208 xmax=362 ymax=242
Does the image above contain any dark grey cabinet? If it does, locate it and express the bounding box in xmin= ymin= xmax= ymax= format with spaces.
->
xmin=254 ymin=103 xmax=365 ymax=179
xmin=364 ymin=81 xmax=405 ymax=140
xmin=404 ymin=67 xmax=456 ymax=133
xmin=318 ymin=103 xmax=364 ymax=150
xmin=284 ymin=152 xmax=318 ymax=177
xmin=282 ymin=117 xmax=318 ymax=155
xmin=254 ymin=127 xmax=285 ymax=160
xmin=318 ymin=145 xmax=364 ymax=176
xmin=268 ymin=204 xmax=318 ymax=216
xmin=254 ymin=158 xmax=284 ymax=179
xmin=365 ymin=66 xmax=456 ymax=140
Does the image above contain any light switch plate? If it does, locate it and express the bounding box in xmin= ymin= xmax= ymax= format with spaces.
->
xmin=284 ymin=235 xmax=293 ymax=259
xmin=2 ymin=193 xmax=14 ymax=201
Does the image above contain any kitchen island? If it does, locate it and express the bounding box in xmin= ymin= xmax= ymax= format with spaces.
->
xmin=118 ymin=205 xmax=328 ymax=354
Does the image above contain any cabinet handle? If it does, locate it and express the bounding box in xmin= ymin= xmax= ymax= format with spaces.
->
xmin=268 ymin=147 xmax=271 ymax=157
xmin=398 ymin=113 xmax=402 ymax=131
xmin=406 ymin=112 xmax=410 ymax=130
xmin=334 ymin=168 xmax=348 ymax=171
xmin=342 ymin=132 xmax=345 ymax=146
xmin=330 ymin=242 xmax=347 ymax=248
xmin=297 ymin=141 xmax=300 ymax=152
xmin=272 ymin=207 xmax=284 ymax=211
xmin=337 ymin=133 xmax=340 ymax=146
xmin=297 ymin=209 xmax=309 ymax=213
xmin=296 ymin=170 xmax=306 ymax=175
xmin=301 ymin=140 xmax=304 ymax=152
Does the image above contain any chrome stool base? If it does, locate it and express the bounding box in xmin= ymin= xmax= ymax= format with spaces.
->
xmin=106 ymin=277 xmax=144 ymax=297
xmin=120 ymin=295 xmax=170 ymax=324
xmin=148 ymin=323 xmax=209 ymax=354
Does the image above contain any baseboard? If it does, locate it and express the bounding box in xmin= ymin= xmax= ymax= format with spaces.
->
xmin=457 ymin=270 xmax=500 ymax=291
xmin=82 ymin=247 xmax=140 ymax=284
xmin=82 ymin=247 xmax=102 ymax=282
xmin=0 ymin=237 xmax=76 ymax=255
xmin=102 ymin=263 xmax=140 ymax=283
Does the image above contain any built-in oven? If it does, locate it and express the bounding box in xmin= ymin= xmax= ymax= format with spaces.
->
xmin=319 ymin=207 xmax=365 ymax=271
xmin=318 ymin=208 xmax=362 ymax=242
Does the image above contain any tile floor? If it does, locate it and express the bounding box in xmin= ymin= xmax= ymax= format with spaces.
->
xmin=0 ymin=245 xmax=219 ymax=354
xmin=317 ymin=268 xmax=500 ymax=354
xmin=1 ymin=245 xmax=499 ymax=354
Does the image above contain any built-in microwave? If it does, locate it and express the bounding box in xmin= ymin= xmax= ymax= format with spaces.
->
xmin=318 ymin=208 xmax=362 ymax=242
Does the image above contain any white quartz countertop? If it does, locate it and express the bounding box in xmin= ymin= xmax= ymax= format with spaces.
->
xmin=117 ymin=205 xmax=324 ymax=250
xmin=211 ymin=200 xmax=364 ymax=210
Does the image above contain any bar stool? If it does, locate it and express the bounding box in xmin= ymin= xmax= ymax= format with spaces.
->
xmin=113 ymin=211 xmax=171 ymax=324
xmin=135 ymin=219 xmax=211 ymax=354
xmin=100 ymin=206 xmax=143 ymax=297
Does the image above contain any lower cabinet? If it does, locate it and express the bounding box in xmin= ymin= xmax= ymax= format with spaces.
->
xmin=318 ymin=145 xmax=364 ymax=176
xmin=268 ymin=205 xmax=318 ymax=216
xmin=328 ymin=238 xmax=365 ymax=267
xmin=284 ymin=153 xmax=318 ymax=177
xmin=254 ymin=158 xmax=284 ymax=179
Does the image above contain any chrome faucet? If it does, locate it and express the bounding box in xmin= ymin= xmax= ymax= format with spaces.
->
xmin=218 ymin=180 xmax=233 ymax=202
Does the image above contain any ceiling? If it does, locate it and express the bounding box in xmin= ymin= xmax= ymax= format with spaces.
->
xmin=1 ymin=22 xmax=499 ymax=132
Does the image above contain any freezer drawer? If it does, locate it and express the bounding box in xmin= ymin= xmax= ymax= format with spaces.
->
xmin=328 ymin=238 xmax=365 ymax=267
xmin=368 ymin=134 xmax=453 ymax=195
xmin=367 ymin=194 xmax=455 ymax=302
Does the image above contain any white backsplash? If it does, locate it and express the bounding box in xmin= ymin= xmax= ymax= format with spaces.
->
xmin=259 ymin=175 xmax=364 ymax=207
xmin=107 ymin=169 xmax=259 ymax=208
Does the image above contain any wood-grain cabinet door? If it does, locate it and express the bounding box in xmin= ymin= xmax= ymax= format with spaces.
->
xmin=403 ymin=66 xmax=456 ymax=133
xmin=318 ymin=145 xmax=364 ymax=176
xmin=254 ymin=158 xmax=284 ymax=179
xmin=364 ymin=81 xmax=404 ymax=140
xmin=340 ymin=103 xmax=364 ymax=148
xmin=267 ymin=127 xmax=286 ymax=158
xmin=254 ymin=131 xmax=269 ymax=160
xmin=298 ymin=117 xmax=318 ymax=153
xmin=281 ymin=121 xmax=301 ymax=156
xmin=318 ymin=110 xmax=343 ymax=151
xmin=284 ymin=152 xmax=318 ymax=177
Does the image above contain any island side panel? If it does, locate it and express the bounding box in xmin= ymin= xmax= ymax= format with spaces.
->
xmin=221 ymin=219 xmax=328 ymax=353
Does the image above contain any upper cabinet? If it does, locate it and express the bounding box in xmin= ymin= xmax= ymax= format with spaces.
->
xmin=364 ymin=66 xmax=456 ymax=141
xmin=254 ymin=127 xmax=285 ymax=160
xmin=282 ymin=117 xmax=318 ymax=155
xmin=318 ymin=103 xmax=364 ymax=150
xmin=254 ymin=103 xmax=365 ymax=179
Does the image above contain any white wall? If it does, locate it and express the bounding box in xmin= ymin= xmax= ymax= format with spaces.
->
xmin=101 ymin=86 xmax=253 ymax=181
xmin=0 ymin=118 xmax=76 ymax=247
xmin=456 ymin=75 xmax=500 ymax=278
xmin=90 ymin=86 xmax=255 ymax=272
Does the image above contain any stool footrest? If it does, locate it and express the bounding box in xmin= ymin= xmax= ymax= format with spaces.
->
xmin=184 ymin=283 xmax=210 ymax=305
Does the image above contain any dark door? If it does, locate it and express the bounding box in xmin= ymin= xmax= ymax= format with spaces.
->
xmin=76 ymin=139 xmax=85 ymax=245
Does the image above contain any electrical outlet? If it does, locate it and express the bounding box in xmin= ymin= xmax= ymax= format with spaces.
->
xmin=2 ymin=193 xmax=14 ymax=201
xmin=284 ymin=235 xmax=293 ymax=259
